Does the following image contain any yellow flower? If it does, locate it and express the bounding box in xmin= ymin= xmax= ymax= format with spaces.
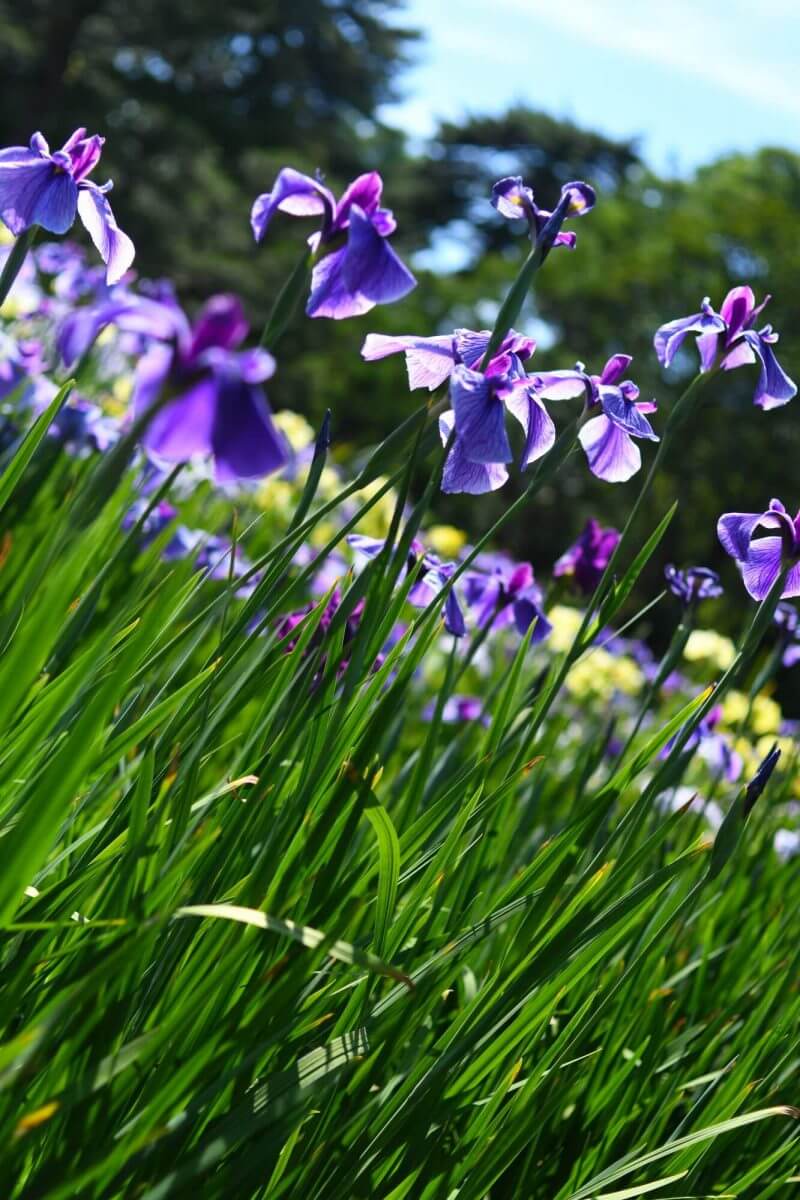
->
xmin=254 ymin=478 xmax=294 ymax=517
xmin=352 ymin=476 xmax=397 ymax=538
xmin=426 ymin=524 xmax=467 ymax=558
xmin=565 ymin=647 xmax=643 ymax=700
xmin=548 ymin=605 xmax=583 ymax=653
xmin=273 ymin=409 xmax=315 ymax=451
xmin=721 ymin=690 xmax=782 ymax=735
xmin=684 ymin=630 xmax=736 ymax=671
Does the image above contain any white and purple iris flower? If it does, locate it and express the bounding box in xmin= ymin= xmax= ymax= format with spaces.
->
xmin=718 ymin=498 xmax=800 ymax=601
xmin=491 ymin=177 xmax=596 ymax=249
xmin=463 ymin=554 xmax=551 ymax=644
xmin=360 ymin=326 xmax=535 ymax=392
xmin=654 ymin=286 xmax=796 ymax=410
xmin=59 ymin=291 xmax=289 ymax=483
xmin=0 ymin=129 xmax=134 ymax=284
xmin=441 ymin=343 xmax=555 ymax=496
xmin=774 ymin=602 xmax=800 ymax=668
xmin=250 ymin=167 xmax=415 ymax=319
xmin=422 ymin=695 xmax=489 ymax=725
xmin=533 ymin=354 xmax=658 ymax=484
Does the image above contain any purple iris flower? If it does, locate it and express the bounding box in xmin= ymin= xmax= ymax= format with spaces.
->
xmin=744 ymin=743 xmax=781 ymax=817
xmin=463 ymin=554 xmax=552 ymax=643
xmin=663 ymin=705 xmax=742 ymax=784
xmin=347 ymin=533 xmax=465 ymax=636
xmin=654 ymin=286 xmax=796 ymax=411
xmin=422 ymin=695 xmax=489 ymax=725
xmin=439 ymin=351 xmax=556 ymax=495
xmin=101 ymin=293 xmax=289 ymax=484
xmin=774 ymin=602 xmax=800 ymax=667
xmin=554 ymin=518 xmax=620 ymax=594
xmin=360 ymin=327 xmax=535 ymax=392
xmin=718 ymin=498 xmax=800 ymax=601
xmin=664 ymin=565 xmax=724 ymax=607
xmin=0 ymin=129 xmax=134 ymax=284
xmin=250 ymin=168 xmax=415 ymax=319
xmin=491 ymin=177 xmax=596 ymax=249
xmin=58 ymin=288 xmax=186 ymax=368
xmin=533 ymin=354 xmax=658 ymax=483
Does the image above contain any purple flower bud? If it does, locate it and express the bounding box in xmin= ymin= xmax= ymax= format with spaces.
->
xmin=744 ymin=743 xmax=781 ymax=817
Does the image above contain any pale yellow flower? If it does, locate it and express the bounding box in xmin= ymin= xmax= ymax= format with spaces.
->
xmin=548 ymin=605 xmax=584 ymax=653
xmin=426 ymin=524 xmax=467 ymax=558
xmin=684 ymin=630 xmax=736 ymax=671
xmin=273 ymin=409 xmax=315 ymax=452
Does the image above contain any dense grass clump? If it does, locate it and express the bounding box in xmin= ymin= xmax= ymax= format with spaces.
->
xmin=0 ymin=171 xmax=798 ymax=1200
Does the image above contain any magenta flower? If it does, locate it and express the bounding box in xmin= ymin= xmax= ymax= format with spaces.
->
xmin=554 ymin=519 xmax=620 ymax=594
xmin=250 ymin=168 xmax=415 ymax=319
xmin=361 ymin=327 xmax=535 ymax=392
xmin=0 ymin=129 xmax=134 ymax=284
xmin=533 ymin=354 xmax=658 ymax=483
xmin=491 ymin=177 xmax=595 ymax=249
xmin=654 ymin=286 xmax=796 ymax=410
xmin=718 ymin=498 xmax=800 ymax=600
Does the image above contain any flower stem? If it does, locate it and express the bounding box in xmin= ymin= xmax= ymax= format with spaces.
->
xmin=0 ymin=228 xmax=37 ymax=309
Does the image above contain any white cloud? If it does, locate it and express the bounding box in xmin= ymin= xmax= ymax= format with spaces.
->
xmin=493 ymin=0 xmax=800 ymax=119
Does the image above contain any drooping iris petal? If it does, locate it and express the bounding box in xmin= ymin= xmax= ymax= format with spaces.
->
xmin=503 ymin=386 xmax=556 ymax=467
xmin=653 ymin=310 xmax=725 ymax=368
xmin=439 ymin=411 xmax=508 ymax=495
xmin=491 ymin=176 xmax=536 ymax=221
xmin=341 ymin=204 xmax=416 ymax=304
xmin=250 ymin=167 xmax=333 ymax=242
xmin=306 ymin=246 xmax=373 ymax=320
xmin=443 ymin=588 xmax=466 ymax=637
xmin=599 ymin=388 xmax=659 ymax=440
xmin=512 ymin=592 xmax=552 ymax=641
xmin=737 ymin=536 xmax=786 ymax=601
xmin=75 ymin=182 xmax=135 ymax=284
xmin=0 ymin=152 xmax=77 ymax=235
xmin=578 ymin=415 xmax=641 ymax=483
xmin=530 ymin=370 xmax=590 ymax=402
xmin=742 ymin=330 xmax=797 ymax=410
xmin=210 ymin=377 xmax=288 ymax=483
xmin=450 ymin=365 xmax=512 ymax=465
xmin=360 ymin=333 xmax=455 ymax=390
xmin=142 ymin=375 xmax=218 ymax=462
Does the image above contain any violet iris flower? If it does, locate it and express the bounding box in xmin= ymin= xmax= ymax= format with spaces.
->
xmin=361 ymin=326 xmax=535 ymax=392
xmin=664 ymin=565 xmax=723 ymax=607
xmin=554 ymin=518 xmax=620 ymax=594
xmin=491 ymin=177 xmax=596 ymax=249
xmin=132 ymin=295 xmax=288 ymax=483
xmin=663 ymin=705 xmax=742 ymax=784
xmin=533 ymin=354 xmax=658 ymax=483
xmin=774 ymin=601 xmax=800 ymax=667
xmin=463 ymin=554 xmax=551 ymax=643
xmin=0 ymin=129 xmax=134 ymax=284
xmin=654 ymin=286 xmax=796 ymax=410
xmin=423 ymin=695 xmax=489 ymax=725
xmin=717 ymin=498 xmax=800 ymax=601
xmin=250 ymin=168 xmax=415 ymax=319
xmin=439 ymin=350 xmax=556 ymax=495
xmin=347 ymin=533 xmax=466 ymax=636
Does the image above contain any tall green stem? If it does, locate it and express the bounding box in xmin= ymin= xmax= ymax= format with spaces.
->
xmin=0 ymin=228 xmax=37 ymax=309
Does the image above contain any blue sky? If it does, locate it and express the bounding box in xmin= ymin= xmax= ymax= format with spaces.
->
xmin=380 ymin=0 xmax=800 ymax=174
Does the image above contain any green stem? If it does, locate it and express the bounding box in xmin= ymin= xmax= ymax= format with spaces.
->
xmin=0 ymin=228 xmax=37 ymax=309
